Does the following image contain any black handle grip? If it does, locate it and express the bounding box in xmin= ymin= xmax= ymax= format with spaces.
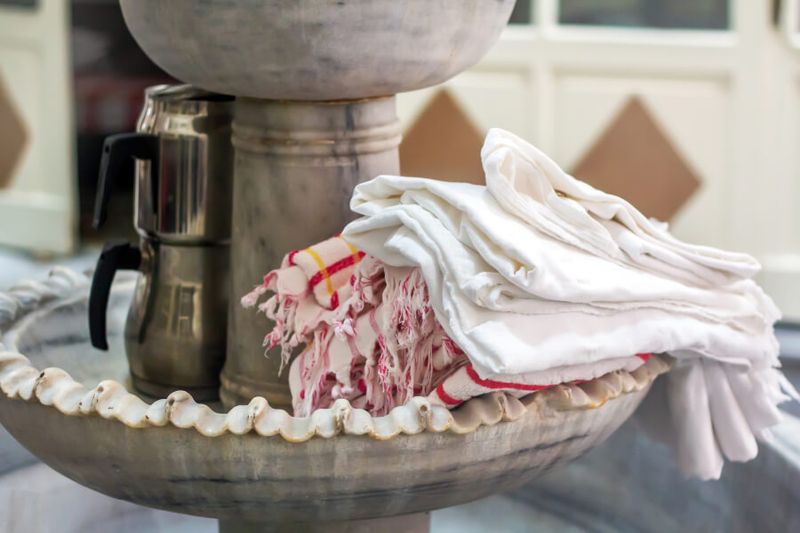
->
xmin=94 ymin=133 xmax=159 ymax=230
xmin=89 ymin=242 xmax=142 ymax=351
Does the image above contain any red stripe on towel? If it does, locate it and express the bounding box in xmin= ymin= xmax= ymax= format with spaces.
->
xmin=465 ymin=365 xmax=552 ymax=392
xmin=307 ymin=252 xmax=366 ymax=290
xmin=436 ymin=384 xmax=461 ymax=406
xmin=330 ymin=291 xmax=340 ymax=310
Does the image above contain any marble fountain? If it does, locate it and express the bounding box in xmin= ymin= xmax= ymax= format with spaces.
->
xmin=0 ymin=270 xmax=670 ymax=532
xmin=0 ymin=1 xmax=681 ymax=531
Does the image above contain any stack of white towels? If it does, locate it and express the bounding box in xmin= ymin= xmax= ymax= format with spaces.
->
xmin=342 ymin=128 xmax=797 ymax=480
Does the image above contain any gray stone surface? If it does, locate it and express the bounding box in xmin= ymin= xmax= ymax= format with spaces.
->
xmin=4 ymin=416 xmax=799 ymax=532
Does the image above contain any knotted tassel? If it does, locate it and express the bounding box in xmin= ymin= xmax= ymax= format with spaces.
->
xmin=241 ymin=284 xmax=268 ymax=309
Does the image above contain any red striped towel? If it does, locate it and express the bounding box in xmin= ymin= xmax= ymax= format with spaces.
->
xmin=430 ymin=355 xmax=650 ymax=408
xmin=285 ymin=236 xmax=365 ymax=310
xmin=243 ymin=238 xmax=648 ymax=416
xmin=242 ymin=235 xmax=365 ymax=311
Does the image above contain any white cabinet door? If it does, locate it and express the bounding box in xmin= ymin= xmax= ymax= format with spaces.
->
xmin=399 ymin=0 xmax=800 ymax=320
xmin=0 ymin=1 xmax=75 ymax=255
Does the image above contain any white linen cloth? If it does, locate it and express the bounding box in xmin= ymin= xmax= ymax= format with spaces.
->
xmin=342 ymin=128 xmax=797 ymax=479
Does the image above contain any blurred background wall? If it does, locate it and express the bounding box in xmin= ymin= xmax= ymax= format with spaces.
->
xmin=0 ymin=0 xmax=798 ymax=319
xmin=70 ymin=0 xmax=172 ymax=242
xmin=0 ymin=0 xmax=172 ymax=255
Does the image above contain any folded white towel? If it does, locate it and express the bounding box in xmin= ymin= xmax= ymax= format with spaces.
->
xmin=483 ymin=129 xmax=762 ymax=285
xmin=343 ymin=127 xmax=796 ymax=479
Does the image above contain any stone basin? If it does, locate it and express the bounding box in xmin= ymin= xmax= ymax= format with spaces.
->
xmin=119 ymin=0 xmax=517 ymax=100
xmin=0 ymin=270 xmax=668 ymax=530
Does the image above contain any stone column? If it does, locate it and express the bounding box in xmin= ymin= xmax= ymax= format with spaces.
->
xmin=221 ymin=97 xmax=401 ymax=408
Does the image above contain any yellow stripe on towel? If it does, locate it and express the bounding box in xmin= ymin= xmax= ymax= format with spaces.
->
xmin=305 ymin=246 xmax=334 ymax=296
xmin=345 ymin=240 xmax=363 ymax=265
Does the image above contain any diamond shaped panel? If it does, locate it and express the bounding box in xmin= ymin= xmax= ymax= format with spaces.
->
xmin=400 ymin=89 xmax=485 ymax=184
xmin=573 ymin=96 xmax=701 ymax=221
xmin=0 ymin=75 xmax=29 ymax=189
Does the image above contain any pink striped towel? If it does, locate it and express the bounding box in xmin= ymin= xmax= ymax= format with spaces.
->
xmin=243 ymin=237 xmax=648 ymax=416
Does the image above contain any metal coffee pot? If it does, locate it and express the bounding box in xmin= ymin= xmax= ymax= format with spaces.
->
xmin=89 ymin=84 xmax=234 ymax=401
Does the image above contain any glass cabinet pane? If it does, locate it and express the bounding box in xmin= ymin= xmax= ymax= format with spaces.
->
xmin=510 ymin=0 xmax=534 ymax=25
xmin=559 ymin=0 xmax=729 ymax=30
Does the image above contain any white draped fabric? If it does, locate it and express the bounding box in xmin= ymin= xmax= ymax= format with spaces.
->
xmin=343 ymin=128 xmax=797 ymax=479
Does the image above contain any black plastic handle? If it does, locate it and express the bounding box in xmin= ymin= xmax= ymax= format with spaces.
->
xmin=89 ymin=241 xmax=142 ymax=351
xmin=94 ymin=133 xmax=159 ymax=230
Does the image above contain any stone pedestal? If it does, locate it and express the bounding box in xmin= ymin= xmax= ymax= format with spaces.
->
xmin=221 ymin=97 xmax=401 ymax=408
xmin=117 ymin=0 xmax=516 ymax=412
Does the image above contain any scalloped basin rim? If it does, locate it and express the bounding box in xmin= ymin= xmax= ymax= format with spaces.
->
xmin=0 ymin=269 xmax=672 ymax=523
xmin=0 ymin=268 xmax=672 ymax=442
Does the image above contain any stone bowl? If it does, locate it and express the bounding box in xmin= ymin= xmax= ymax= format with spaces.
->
xmin=119 ymin=0 xmax=516 ymax=100
xmin=0 ymin=270 xmax=669 ymax=526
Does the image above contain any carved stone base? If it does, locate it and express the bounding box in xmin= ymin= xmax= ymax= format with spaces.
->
xmin=219 ymin=512 xmax=430 ymax=533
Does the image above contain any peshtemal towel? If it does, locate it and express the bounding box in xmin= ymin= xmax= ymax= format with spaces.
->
xmin=243 ymin=236 xmax=647 ymax=417
xmin=339 ymin=128 xmax=797 ymax=480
